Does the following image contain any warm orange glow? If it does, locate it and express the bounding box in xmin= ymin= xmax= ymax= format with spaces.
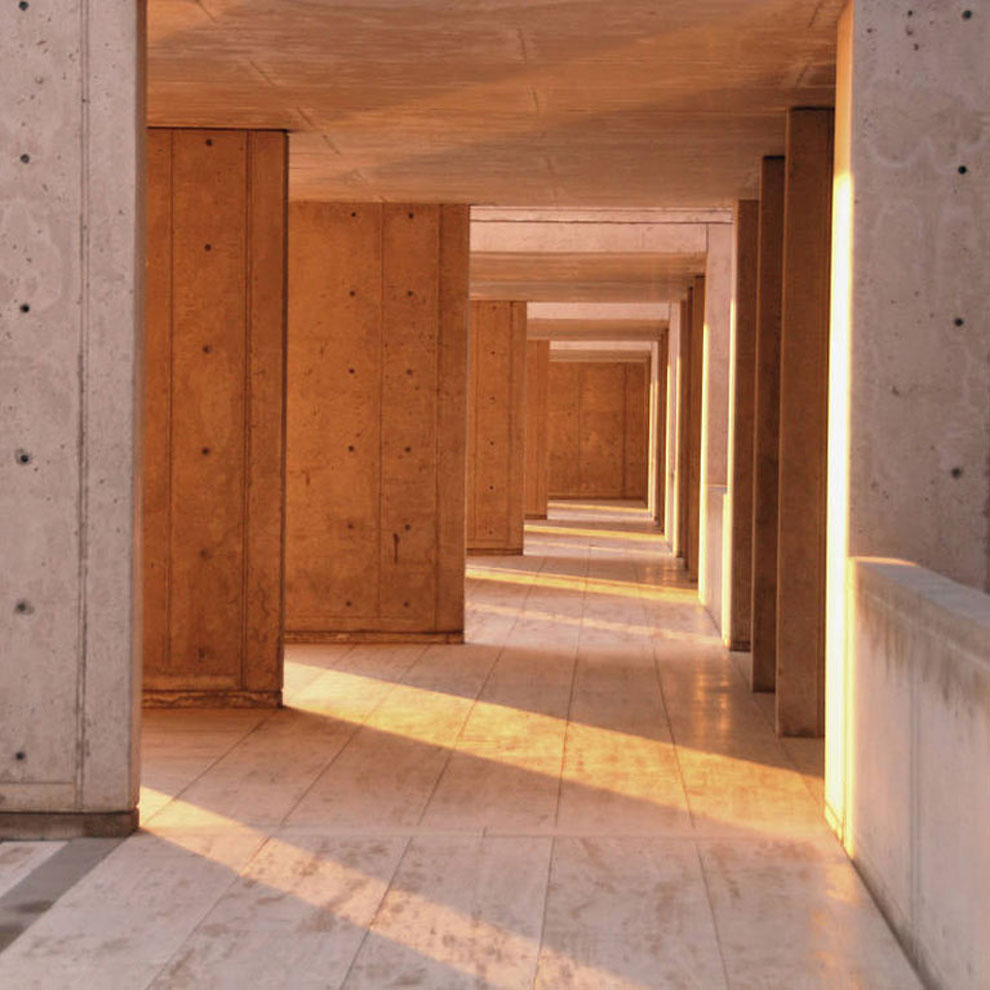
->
xmin=825 ymin=1 xmax=855 ymax=844
xmin=466 ymin=564 xmax=696 ymax=602
xmin=524 ymin=523 xmax=663 ymax=543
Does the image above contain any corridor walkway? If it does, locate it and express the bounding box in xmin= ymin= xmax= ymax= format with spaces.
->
xmin=0 ymin=504 xmax=921 ymax=988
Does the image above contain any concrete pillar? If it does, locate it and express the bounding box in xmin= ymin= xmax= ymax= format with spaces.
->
xmin=776 ymin=108 xmax=834 ymax=736
xmin=750 ymin=158 xmax=786 ymax=692
xmin=547 ymin=359 xmax=649 ymax=499
xmin=664 ymin=306 xmax=682 ymax=544
xmin=675 ymin=296 xmax=692 ymax=559
xmin=686 ymin=277 xmax=706 ymax=583
xmin=524 ymin=340 xmax=551 ymax=520
xmin=728 ymin=201 xmax=760 ymax=651
xmin=285 ymin=203 xmax=469 ymax=643
xmin=700 ymin=226 xmax=734 ymax=633
xmin=143 ymin=129 xmax=287 ymax=708
xmin=826 ymin=0 xmax=990 ymax=832
xmin=467 ymin=300 xmax=527 ymax=554
xmin=0 ymin=2 xmax=142 ymax=836
xmin=653 ymin=335 xmax=669 ymax=525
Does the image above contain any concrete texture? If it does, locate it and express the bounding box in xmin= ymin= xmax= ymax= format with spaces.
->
xmin=145 ymin=3 xmax=841 ymax=206
xmin=750 ymin=157 xmax=786 ymax=693
xmin=728 ymin=201 xmax=759 ymax=652
xmin=776 ymin=108 xmax=834 ymax=737
xmin=285 ymin=203 xmax=469 ymax=641
xmin=700 ymin=224 xmax=734 ymax=635
xmin=846 ymin=559 xmax=990 ymax=990
xmin=0 ymin=0 xmax=142 ymax=830
xmin=686 ymin=278 xmax=706 ymax=583
xmin=467 ymin=301 xmax=527 ymax=554
xmin=143 ymin=128 xmax=287 ymax=709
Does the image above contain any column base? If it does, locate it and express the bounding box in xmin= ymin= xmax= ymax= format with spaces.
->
xmin=284 ymin=630 xmax=464 ymax=645
xmin=0 ymin=810 xmax=139 ymax=840
xmin=143 ymin=689 xmax=282 ymax=709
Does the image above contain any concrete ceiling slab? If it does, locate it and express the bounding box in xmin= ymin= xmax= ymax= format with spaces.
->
xmin=147 ymin=0 xmax=842 ymax=208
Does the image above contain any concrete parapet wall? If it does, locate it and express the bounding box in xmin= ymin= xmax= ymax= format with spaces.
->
xmin=845 ymin=559 xmax=990 ymax=990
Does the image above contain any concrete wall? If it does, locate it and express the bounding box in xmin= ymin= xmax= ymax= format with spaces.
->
xmin=846 ymin=559 xmax=990 ymax=990
xmin=0 ymin=0 xmax=142 ymax=835
xmin=700 ymin=224 xmax=734 ymax=635
xmin=285 ymin=202 xmax=469 ymax=642
xmin=143 ymin=129 xmax=287 ymax=708
xmin=826 ymin=0 xmax=990 ymax=840
xmin=664 ymin=304 xmax=682 ymax=545
xmin=467 ymin=301 xmax=527 ymax=554
xmin=524 ymin=340 xmax=551 ymax=520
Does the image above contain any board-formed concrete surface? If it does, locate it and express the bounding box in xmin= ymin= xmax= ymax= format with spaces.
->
xmin=0 ymin=504 xmax=921 ymax=989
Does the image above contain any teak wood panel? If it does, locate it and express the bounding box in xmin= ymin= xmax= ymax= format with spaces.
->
xmin=547 ymin=361 xmax=650 ymax=499
xmin=143 ymin=128 xmax=287 ymax=707
xmin=524 ymin=340 xmax=551 ymax=519
xmin=285 ymin=202 xmax=469 ymax=640
xmin=467 ymin=301 xmax=527 ymax=554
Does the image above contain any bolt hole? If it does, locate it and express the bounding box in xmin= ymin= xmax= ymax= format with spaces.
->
xmin=350 ymin=211 xmax=357 ymax=218
xmin=954 ymin=317 xmax=965 ymax=327
xmin=20 ymin=153 xmax=30 ymax=164
xmin=349 ymin=289 xmax=356 ymax=297
xmin=403 ymin=601 xmax=410 ymax=607
xmin=962 ymin=9 xmax=972 ymax=19
xmin=347 ymin=445 xmax=355 ymax=452
xmin=406 ymin=290 xmax=414 ymax=297
xmin=18 ymin=1 xmax=29 ymax=9
xmin=15 ymin=449 xmax=31 ymax=465
xmin=205 ymin=138 xmax=214 ymax=146
xmin=201 ymin=446 xmax=211 ymax=455
xmin=203 ymin=344 xmax=212 ymax=353
xmin=407 ymin=212 xmax=414 ymax=219
xmin=348 ymin=367 xmax=355 ymax=374
xmin=15 ymin=752 xmax=26 ymax=761
xmin=958 ymin=165 xmax=968 ymax=174
xmin=951 ymin=466 xmax=963 ymax=478
xmin=345 ymin=600 xmax=352 ymax=607
xmin=404 ymin=446 xmax=412 ymax=453
xmin=404 ymin=523 xmax=411 ymax=531
xmin=204 ymin=243 xmax=212 ymax=252
xmin=20 ymin=303 xmax=30 ymax=313
xmin=14 ymin=600 xmax=33 ymax=615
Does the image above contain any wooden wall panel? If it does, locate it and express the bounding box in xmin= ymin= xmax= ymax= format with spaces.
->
xmin=467 ymin=301 xmax=527 ymax=554
xmin=623 ymin=362 xmax=649 ymax=500
xmin=548 ymin=360 xmax=650 ymax=499
xmin=524 ymin=340 xmax=551 ymax=519
xmin=143 ymin=128 xmax=287 ymax=707
xmin=547 ymin=362 xmax=581 ymax=496
xmin=286 ymin=203 xmax=469 ymax=641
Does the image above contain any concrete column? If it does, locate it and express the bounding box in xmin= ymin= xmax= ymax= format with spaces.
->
xmin=524 ymin=340 xmax=551 ymax=520
xmin=664 ymin=305 xmax=682 ymax=544
xmin=728 ymin=201 xmax=760 ymax=651
xmin=467 ymin=300 xmax=527 ymax=554
xmin=826 ymin=0 xmax=990 ymax=835
xmin=143 ymin=129 xmax=287 ymax=708
xmin=700 ymin=226 xmax=734 ymax=633
xmin=653 ymin=335 xmax=669 ymax=525
xmin=0 ymin=2 xmax=142 ymax=836
xmin=285 ymin=203 xmax=469 ymax=643
xmin=686 ymin=277 xmax=706 ymax=583
xmin=750 ymin=158 xmax=786 ymax=692
xmin=776 ymin=108 xmax=834 ymax=737
xmin=676 ymin=294 xmax=693 ymax=561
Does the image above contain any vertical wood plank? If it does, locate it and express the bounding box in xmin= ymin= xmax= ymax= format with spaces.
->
xmin=434 ymin=204 xmax=470 ymax=632
xmin=524 ymin=340 xmax=551 ymax=519
xmin=142 ymin=129 xmax=173 ymax=678
xmin=622 ymin=361 xmax=649 ymax=500
xmin=168 ymin=128 xmax=248 ymax=684
xmin=548 ymin=362 xmax=581 ymax=496
xmin=244 ymin=130 xmax=287 ymax=693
